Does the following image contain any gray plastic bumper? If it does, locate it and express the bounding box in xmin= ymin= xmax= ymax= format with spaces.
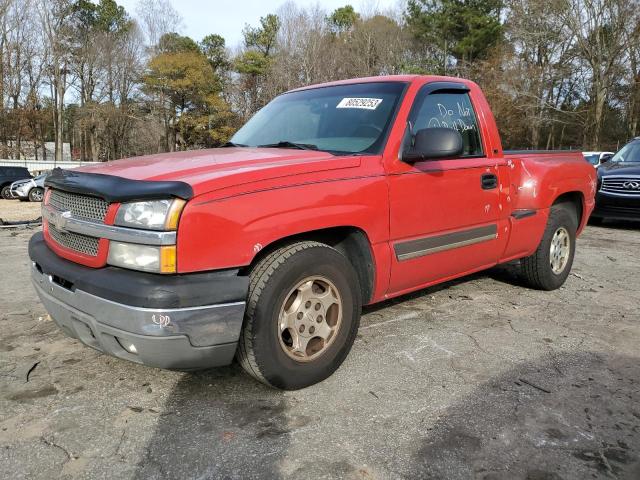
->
xmin=31 ymin=263 xmax=246 ymax=370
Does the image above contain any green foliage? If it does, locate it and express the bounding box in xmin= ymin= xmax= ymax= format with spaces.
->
xmin=157 ymin=32 xmax=201 ymax=54
xmin=143 ymin=44 xmax=237 ymax=148
xmin=242 ymin=14 xmax=280 ymax=56
xmin=94 ymin=0 xmax=129 ymax=33
xmin=200 ymin=34 xmax=229 ymax=73
xmin=234 ymin=50 xmax=271 ymax=76
xmin=327 ymin=5 xmax=360 ymax=33
xmin=233 ymin=14 xmax=281 ymax=116
xmin=74 ymin=0 xmax=130 ymax=35
xmin=145 ymin=51 xmax=215 ymax=103
xmin=406 ymin=0 xmax=503 ymax=63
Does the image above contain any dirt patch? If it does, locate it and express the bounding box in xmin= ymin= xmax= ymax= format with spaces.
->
xmin=0 ymin=222 xmax=639 ymax=479
xmin=0 ymin=199 xmax=42 ymax=223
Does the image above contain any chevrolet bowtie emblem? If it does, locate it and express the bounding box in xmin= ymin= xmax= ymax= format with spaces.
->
xmin=51 ymin=210 xmax=72 ymax=230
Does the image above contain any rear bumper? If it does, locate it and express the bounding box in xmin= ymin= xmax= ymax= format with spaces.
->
xmin=29 ymin=233 xmax=249 ymax=370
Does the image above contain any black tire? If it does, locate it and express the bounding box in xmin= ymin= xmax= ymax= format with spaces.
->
xmin=520 ymin=204 xmax=577 ymax=291
xmin=1 ymin=185 xmax=12 ymax=200
xmin=237 ymin=241 xmax=362 ymax=390
xmin=588 ymin=216 xmax=603 ymax=226
xmin=29 ymin=187 xmax=44 ymax=202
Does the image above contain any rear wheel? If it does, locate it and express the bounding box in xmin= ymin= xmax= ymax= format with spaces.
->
xmin=29 ymin=187 xmax=44 ymax=202
xmin=237 ymin=241 xmax=362 ymax=390
xmin=1 ymin=186 xmax=12 ymax=199
xmin=520 ymin=204 xmax=577 ymax=290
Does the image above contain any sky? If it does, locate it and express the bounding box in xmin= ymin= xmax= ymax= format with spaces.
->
xmin=117 ymin=0 xmax=402 ymax=48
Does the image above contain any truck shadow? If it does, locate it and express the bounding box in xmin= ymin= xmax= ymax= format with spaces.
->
xmin=363 ymin=263 xmax=522 ymax=316
xmin=409 ymin=351 xmax=640 ymax=479
xmin=133 ymin=363 xmax=290 ymax=479
xmin=134 ymin=351 xmax=640 ymax=479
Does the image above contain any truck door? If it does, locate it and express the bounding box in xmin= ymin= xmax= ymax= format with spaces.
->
xmin=387 ymin=82 xmax=506 ymax=296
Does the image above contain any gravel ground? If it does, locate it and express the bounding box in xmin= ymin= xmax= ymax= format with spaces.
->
xmin=0 ymin=199 xmax=42 ymax=223
xmin=0 ymin=212 xmax=639 ymax=479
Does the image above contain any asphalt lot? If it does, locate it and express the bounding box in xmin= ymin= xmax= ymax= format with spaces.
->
xmin=0 ymin=199 xmax=639 ymax=479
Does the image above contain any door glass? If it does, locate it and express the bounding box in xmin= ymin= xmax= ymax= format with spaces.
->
xmin=411 ymin=92 xmax=483 ymax=157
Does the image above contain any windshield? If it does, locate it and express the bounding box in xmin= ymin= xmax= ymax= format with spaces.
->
xmin=231 ymin=82 xmax=407 ymax=154
xmin=610 ymin=141 xmax=640 ymax=163
xmin=584 ymin=154 xmax=600 ymax=165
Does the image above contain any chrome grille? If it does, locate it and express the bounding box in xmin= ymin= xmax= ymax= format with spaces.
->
xmin=601 ymin=176 xmax=640 ymax=195
xmin=48 ymin=225 xmax=100 ymax=257
xmin=48 ymin=189 xmax=109 ymax=222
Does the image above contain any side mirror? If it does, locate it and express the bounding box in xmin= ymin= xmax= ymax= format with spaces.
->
xmin=402 ymin=127 xmax=464 ymax=163
xmin=600 ymin=154 xmax=613 ymax=164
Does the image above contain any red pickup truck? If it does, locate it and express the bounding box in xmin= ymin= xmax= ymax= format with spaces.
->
xmin=29 ymin=75 xmax=596 ymax=389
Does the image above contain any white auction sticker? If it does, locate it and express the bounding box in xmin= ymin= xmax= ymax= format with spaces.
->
xmin=336 ymin=97 xmax=383 ymax=110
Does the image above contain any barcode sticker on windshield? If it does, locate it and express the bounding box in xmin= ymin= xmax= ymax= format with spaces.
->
xmin=336 ymin=98 xmax=383 ymax=110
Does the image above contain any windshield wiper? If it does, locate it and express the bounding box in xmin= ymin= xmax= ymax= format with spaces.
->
xmin=221 ymin=141 xmax=248 ymax=147
xmin=257 ymin=141 xmax=319 ymax=151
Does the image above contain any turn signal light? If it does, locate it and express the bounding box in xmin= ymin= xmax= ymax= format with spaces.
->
xmin=165 ymin=199 xmax=186 ymax=230
xmin=160 ymin=245 xmax=177 ymax=274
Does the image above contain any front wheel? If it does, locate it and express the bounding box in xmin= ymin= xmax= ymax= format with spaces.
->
xmin=29 ymin=187 xmax=44 ymax=202
xmin=520 ymin=204 xmax=577 ymax=290
xmin=237 ymin=241 xmax=362 ymax=390
xmin=1 ymin=185 xmax=12 ymax=199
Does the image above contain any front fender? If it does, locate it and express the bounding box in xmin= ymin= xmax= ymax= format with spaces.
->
xmin=176 ymin=177 xmax=389 ymax=273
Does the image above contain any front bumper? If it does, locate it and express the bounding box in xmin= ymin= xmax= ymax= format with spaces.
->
xmin=592 ymin=191 xmax=640 ymax=221
xmin=10 ymin=180 xmax=33 ymax=198
xmin=29 ymin=233 xmax=249 ymax=370
xmin=9 ymin=186 xmax=28 ymax=198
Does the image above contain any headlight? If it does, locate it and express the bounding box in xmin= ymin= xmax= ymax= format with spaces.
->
xmin=107 ymin=242 xmax=176 ymax=274
xmin=115 ymin=199 xmax=185 ymax=230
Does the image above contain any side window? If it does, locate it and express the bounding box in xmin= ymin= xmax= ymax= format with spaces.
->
xmin=410 ymin=91 xmax=484 ymax=157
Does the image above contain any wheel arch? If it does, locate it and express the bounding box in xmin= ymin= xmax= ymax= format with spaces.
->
xmin=551 ymin=191 xmax=584 ymax=232
xmin=241 ymin=226 xmax=376 ymax=304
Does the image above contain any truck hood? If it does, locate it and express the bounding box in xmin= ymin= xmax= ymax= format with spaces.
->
xmin=76 ymin=147 xmax=361 ymax=198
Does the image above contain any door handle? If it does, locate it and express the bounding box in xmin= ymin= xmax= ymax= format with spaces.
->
xmin=481 ymin=173 xmax=498 ymax=190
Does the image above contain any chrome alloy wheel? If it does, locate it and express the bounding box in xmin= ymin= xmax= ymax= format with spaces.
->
xmin=277 ymin=276 xmax=343 ymax=362
xmin=31 ymin=189 xmax=43 ymax=202
xmin=550 ymin=227 xmax=570 ymax=274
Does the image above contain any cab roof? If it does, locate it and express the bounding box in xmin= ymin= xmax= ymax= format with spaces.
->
xmin=287 ymin=75 xmax=473 ymax=93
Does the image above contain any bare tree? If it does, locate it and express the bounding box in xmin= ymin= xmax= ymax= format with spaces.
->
xmin=38 ymin=0 xmax=75 ymax=163
xmin=500 ymin=0 xmax=579 ymax=148
xmin=623 ymin=14 xmax=640 ymax=137
xmin=0 ymin=0 xmax=13 ymax=157
xmin=135 ymin=0 xmax=183 ymax=49
xmin=563 ymin=0 xmax=632 ymax=149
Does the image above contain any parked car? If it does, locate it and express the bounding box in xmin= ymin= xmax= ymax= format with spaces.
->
xmin=28 ymin=75 xmax=596 ymax=389
xmin=591 ymin=137 xmax=640 ymax=223
xmin=0 ymin=166 xmax=31 ymax=199
xmin=10 ymin=173 xmax=47 ymax=202
xmin=583 ymin=151 xmax=614 ymax=167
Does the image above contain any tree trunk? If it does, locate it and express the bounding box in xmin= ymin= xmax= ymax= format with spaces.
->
xmin=592 ymin=84 xmax=607 ymax=150
xmin=0 ymin=44 xmax=7 ymax=159
xmin=55 ymin=76 xmax=65 ymax=163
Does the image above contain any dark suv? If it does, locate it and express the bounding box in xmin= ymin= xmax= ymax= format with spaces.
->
xmin=592 ymin=138 xmax=640 ymax=222
xmin=1 ymin=167 xmax=32 ymax=199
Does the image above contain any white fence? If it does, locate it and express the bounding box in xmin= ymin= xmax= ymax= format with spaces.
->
xmin=0 ymin=159 xmax=98 ymax=173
